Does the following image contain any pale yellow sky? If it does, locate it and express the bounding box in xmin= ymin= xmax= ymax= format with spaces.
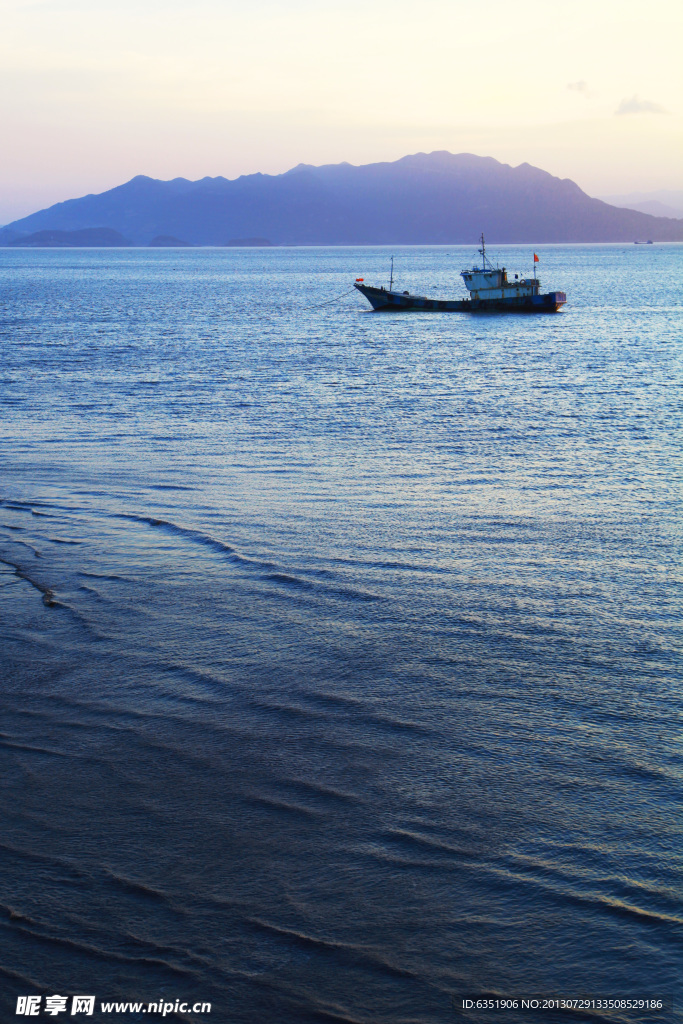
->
xmin=1 ymin=0 xmax=681 ymax=222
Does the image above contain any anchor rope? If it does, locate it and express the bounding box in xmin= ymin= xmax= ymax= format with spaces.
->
xmin=302 ymin=288 xmax=358 ymax=309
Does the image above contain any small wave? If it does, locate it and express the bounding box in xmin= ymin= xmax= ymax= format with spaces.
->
xmin=279 ymin=778 xmax=357 ymax=807
xmin=263 ymin=572 xmax=314 ymax=590
xmin=246 ymin=917 xmax=417 ymax=990
xmin=246 ymin=917 xmax=347 ymax=955
xmin=148 ymin=484 xmax=196 ymax=491
xmin=124 ymin=929 xmax=211 ymax=974
xmin=78 ymin=570 xmax=128 ymax=582
xmin=3 ymin=538 xmax=41 ymax=558
xmin=262 ymin=571 xmax=382 ymax=603
xmin=0 ymin=501 xmax=33 ymax=512
xmin=77 ymin=583 xmax=109 ymax=601
xmin=299 ymin=689 xmax=365 ymax=711
xmin=0 ymin=960 xmax=43 ymax=993
xmin=0 ymin=903 xmax=42 ymax=927
xmin=380 ymin=828 xmax=478 ymax=862
xmin=101 ymin=868 xmax=172 ymax=904
xmin=362 ymin=711 xmax=432 ymax=736
xmin=119 ymin=513 xmax=240 ymax=558
xmin=0 ymin=737 xmax=72 ymax=759
xmin=10 ymin=922 xmax=196 ymax=979
xmin=249 ymin=795 xmax=323 ymax=820
xmin=0 ymin=557 xmax=56 ymax=606
xmin=487 ymin=861 xmax=683 ymax=930
xmin=0 ymin=840 xmax=90 ymax=880
xmin=251 ymin=699 xmax=322 ymax=722
xmin=129 ymin=732 xmax=214 ymax=770
xmin=116 ymin=512 xmax=379 ymax=599
xmin=322 ymin=583 xmax=382 ymax=603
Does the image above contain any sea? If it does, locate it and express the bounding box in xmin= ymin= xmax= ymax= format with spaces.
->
xmin=0 ymin=244 xmax=681 ymax=1024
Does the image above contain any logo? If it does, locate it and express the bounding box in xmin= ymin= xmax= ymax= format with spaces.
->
xmin=16 ymin=996 xmax=95 ymax=1017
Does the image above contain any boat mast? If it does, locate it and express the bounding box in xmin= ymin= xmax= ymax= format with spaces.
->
xmin=390 ymin=256 xmax=394 ymax=291
xmin=478 ymin=233 xmax=493 ymax=271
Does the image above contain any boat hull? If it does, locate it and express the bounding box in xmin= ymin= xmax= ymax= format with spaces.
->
xmin=354 ymin=283 xmax=566 ymax=313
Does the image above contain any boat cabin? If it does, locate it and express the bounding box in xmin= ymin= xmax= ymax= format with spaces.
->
xmin=460 ymin=236 xmax=540 ymax=301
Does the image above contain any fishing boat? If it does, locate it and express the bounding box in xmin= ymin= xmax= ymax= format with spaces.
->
xmin=354 ymin=236 xmax=566 ymax=313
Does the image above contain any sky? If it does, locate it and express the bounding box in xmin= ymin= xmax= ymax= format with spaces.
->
xmin=1 ymin=0 xmax=681 ymax=224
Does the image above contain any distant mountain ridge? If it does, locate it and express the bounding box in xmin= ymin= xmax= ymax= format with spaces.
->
xmin=2 ymin=152 xmax=682 ymax=245
xmin=597 ymin=190 xmax=683 ymax=221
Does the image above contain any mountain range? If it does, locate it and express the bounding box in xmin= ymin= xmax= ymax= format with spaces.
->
xmin=2 ymin=152 xmax=682 ymax=245
xmin=597 ymin=190 xmax=683 ymax=221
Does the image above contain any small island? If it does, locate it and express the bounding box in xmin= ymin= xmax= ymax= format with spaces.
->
xmin=9 ymin=227 xmax=132 ymax=247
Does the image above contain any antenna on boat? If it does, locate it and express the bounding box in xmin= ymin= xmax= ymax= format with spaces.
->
xmin=389 ymin=256 xmax=394 ymax=292
xmin=478 ymin=233 xmax=493 ymax=270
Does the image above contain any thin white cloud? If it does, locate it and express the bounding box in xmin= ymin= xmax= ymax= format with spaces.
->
xmin=567 ymin=80 xmax=590 ymax=95
xmin=616 ymin=95 xmax=668 ymax=115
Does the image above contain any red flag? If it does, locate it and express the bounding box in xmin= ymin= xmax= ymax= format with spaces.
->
xmin=533 ymin=253 xmax=539 ymax=262
xmin=355 ymin=278 xmax=364 ymax=282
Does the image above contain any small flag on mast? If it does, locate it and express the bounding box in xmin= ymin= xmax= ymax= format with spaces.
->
xmin=533 ymin=253 xmax=539 ymax=262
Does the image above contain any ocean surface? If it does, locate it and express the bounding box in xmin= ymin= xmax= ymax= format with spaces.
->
xmin=0 ymin=244 xmax=681 ymax=1023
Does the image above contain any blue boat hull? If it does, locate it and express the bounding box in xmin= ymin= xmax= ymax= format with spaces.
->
xmin=354 ymin=283 xmax=566 ymax=313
